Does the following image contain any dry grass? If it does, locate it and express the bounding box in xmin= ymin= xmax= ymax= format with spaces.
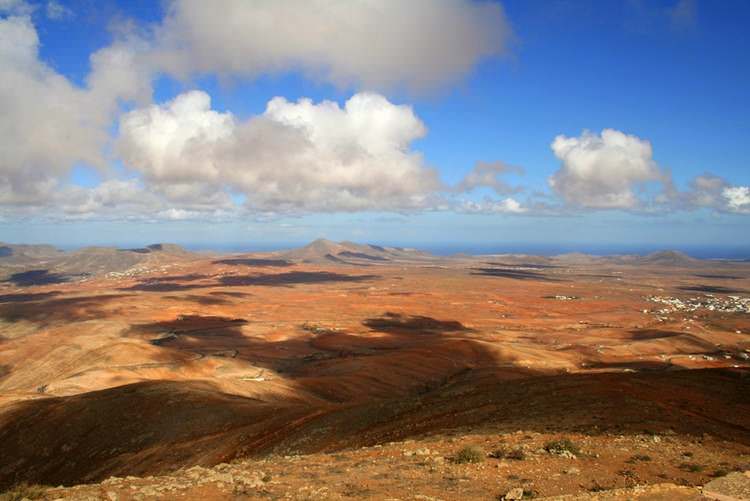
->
xmin=454 ymin=446 xmax=485 ymax=464
xmin=0 ymin=483 xmax=48 ymax=501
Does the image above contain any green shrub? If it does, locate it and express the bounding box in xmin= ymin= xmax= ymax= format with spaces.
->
xmin=454 ymin=446 xmax=485 ymax=464
xmin=680 ymin=462 xmax=704 ymax=473
xmin=544 ymin=439 xmax=580 ymax=456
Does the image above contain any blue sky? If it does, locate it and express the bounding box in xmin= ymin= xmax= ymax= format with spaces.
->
xmin=1 ymin=0 xmax=749 ymax=254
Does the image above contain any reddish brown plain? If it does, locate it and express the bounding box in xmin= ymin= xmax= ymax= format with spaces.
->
xmin=0 ymin=242 xmax=749 ymax=499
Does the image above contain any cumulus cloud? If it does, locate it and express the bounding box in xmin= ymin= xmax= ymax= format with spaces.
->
xmin=4 ymin=6 xmax=748 ymax=222
xmin=0 ymin=15 xmax=107 ymax=205
xmin=1 ymin=2 xmax=512 ymax=219
xmin=58 ymin=180 xmax=161 ymax=218
xmin=0 ymin=178 xmax=241 ymax=222
xmin=116 ymin=91 xmax=441 ymax=212
xmin=0 ymin=13 xmax=152 ymax=208
xmin=723 ymin=186 xmax=750 ymax=213
xmin=547 ymin=129 xmax=750 ymax=215
xmin=456 ymin=161 xmax=523 ymax=195
xmin=151 ymin=0 xmax=512 ymax=92
xmin=549 ymin=129 xmax=666 ymax=209
xmin=676 ymin=173 xmax=727 ymax=210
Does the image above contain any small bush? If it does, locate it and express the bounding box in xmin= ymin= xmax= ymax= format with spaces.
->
xmin=506 ymin=448 xmax=526 ymax=460
xmin=679 ymin=462 xmax=704 ymax=473
xmin=627 ymin=454 xmax=652 ymax=463
xmin=710 ymin=468 xmax=729 ymax=478
xmin=453 ymin=446 xmax=485 ymax=464
xmin=544 ymin=439 xmax=580 ymax=456
xmin=489 ymin=447 xmax=526 ymax=460
xmin=0 ymin=483 xmax=48 ymax=501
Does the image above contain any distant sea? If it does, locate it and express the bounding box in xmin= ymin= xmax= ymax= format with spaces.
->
xmin=418 ymin=243 xmax=750 ymax=260
xmin=182 ymin=242 xmax=750 ymax=260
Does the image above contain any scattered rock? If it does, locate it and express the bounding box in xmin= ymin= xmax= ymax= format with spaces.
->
xmin=503 ymin=487 xmax=525 ymax=500
xmin=702 ymin=470 xmax=750 ymax=500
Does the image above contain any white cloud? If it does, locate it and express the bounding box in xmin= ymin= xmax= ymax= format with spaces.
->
xmin=3 ymin=8 xmax=748 ymax=223
xmin=0 ymin=14 xmax=152 ymax=208
xmin=546 ymin=129 xmax=749 ymax=215
xmin=1 ymin=3 xmax=512 ymax=219
xmin=456 ymin=160 xmax=523 ymax=195
xmin=723 ymin=186 xmax=750 ymax=213
xmin=0 ymin=15 xmax=106 ymax=205
xmin=460 ymin=197 xmax=527 ymax=214
xmin=11 ymin=178 xmax=241 ymax=222
xmin=646 ymin=171 xmax=750 ymax=214
xmin=116 ymin=91 xmax=234 ymax=185
xmin=152 ymin=0 xmax=512 ymax=92
xmin=46 ymin=0 xmax=72 ymax=20
xmin=116 ymin=91 xmax=441 ymax=213
xmin=0 ymin=0 xmax=32 ymax=15
xmin=86 ymin=38 xmax=153 ymax=109
xmin=678 ymin=173 xmax=727 ymax=209
xmin=547 ymin=129 xmax=750 ymax=215
xmin=549 ymin=129 xmax=665 ymax=209
xmin=58 ymin=180 xmax=159 ymax=217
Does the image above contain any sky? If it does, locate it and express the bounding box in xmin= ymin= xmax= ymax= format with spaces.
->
xmin=1 ymin=0 xmax=749 ymax=254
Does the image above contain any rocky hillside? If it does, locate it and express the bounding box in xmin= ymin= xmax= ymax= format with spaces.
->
xmin=0 ymin=243 xmax=193 ymax=284
xmin=2 ymin=369 xmax=749 ymax=498
xmin=7 ymin=433 xmax=749 ymax=500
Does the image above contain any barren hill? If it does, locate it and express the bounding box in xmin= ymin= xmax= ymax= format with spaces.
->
xmin=2 ymin=369 xmax=749 ymax=498
xmin=639 ymin=250 xmax=700 ymax=266
xmin=0 ymin=242 xmax=63 ymax=264
xmin=0 ymin=243 xmax=193 ymax=285
xmin=278 ymin=239 xmax=432 ymax=264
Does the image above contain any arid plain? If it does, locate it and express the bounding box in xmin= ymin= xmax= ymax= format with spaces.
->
xmin=1 ymin=240 xmax=749 ymax=500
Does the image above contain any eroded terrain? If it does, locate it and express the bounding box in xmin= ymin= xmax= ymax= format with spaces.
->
xmin=1 ymin=240 xmax=749 ymax=499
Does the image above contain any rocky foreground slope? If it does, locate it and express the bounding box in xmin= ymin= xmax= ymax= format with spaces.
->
xmin=6 ymin=433 xmax=750 ymax=500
